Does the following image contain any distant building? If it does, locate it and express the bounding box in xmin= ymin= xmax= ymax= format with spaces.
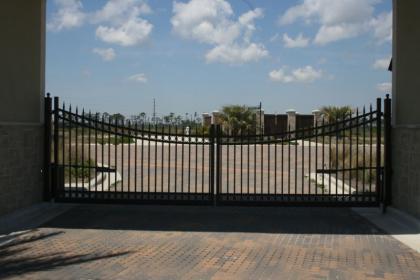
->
xmin=204 ymin=108 xmax=321 ymax=136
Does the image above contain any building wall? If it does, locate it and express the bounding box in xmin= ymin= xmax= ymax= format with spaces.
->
xmin=264 ymin=114 xmax=288 ymax=135
xmin=392 ymin=127 xmax=420 ymax=217
xmin=0 ymin=0 xmax=46 ymax=216
xmin=391 ymin=0 xmax=420 ymax=218
xmin=0 ymin=125 xmax=44 ymax=216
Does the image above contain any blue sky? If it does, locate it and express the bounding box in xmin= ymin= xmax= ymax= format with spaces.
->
xmin=46 ymin=0 xmax=392 ymax=117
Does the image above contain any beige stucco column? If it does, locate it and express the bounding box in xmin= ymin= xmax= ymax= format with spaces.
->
xmin=286 ymin=109 xmax=296 ymax=138
xmin=0 ymin=0 xmax=46 ymax=216
xmin=286 ymin=110 xmax=296 ymax=131
xmin=391 ymin=0 xmax=420 ymax=218
xmin=0 ymin=0 xmax=45 ymax=123
xmin=392 ymin=0 xmax=420 ymax=126
xmin=312 ymin=110 xmax=322 ymax=127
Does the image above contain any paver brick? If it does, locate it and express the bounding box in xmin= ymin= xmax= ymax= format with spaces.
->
xmin=0 ymin=205 xmax=419 ymax=279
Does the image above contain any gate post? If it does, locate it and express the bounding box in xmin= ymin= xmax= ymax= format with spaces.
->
xmin=43 ymin=93 xmax=52 ymax=201
xmin=52 ymin=96 xmax=60 ymax=200
xmin=383 ymin=94 xmax=392 ymax=210
xmin=376 ymin=98 xmax=382 ymax=206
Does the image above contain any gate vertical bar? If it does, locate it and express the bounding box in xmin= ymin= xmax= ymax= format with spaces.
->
xmin=43 ymin=94 xmax=52 ymax=201
xmin=376 ymin=98 xmax=382 ymax=205
xmin=383 ymin=95 xmax=392 ymax=209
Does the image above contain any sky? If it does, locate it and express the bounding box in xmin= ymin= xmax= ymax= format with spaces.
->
xmin=46 ymin=0 xmax=392 ymax=118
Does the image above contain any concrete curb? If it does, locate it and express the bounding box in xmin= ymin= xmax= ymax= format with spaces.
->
xmin=0 ymin=202 xmax=75 ymax=236
xmin=352 ymin=206 xmax=420 ymax=253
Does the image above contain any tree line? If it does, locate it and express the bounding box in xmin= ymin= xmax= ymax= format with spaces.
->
xmin=84 ymin=111 xmax=202 ymax=126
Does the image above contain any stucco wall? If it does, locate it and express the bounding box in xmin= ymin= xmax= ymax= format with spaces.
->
xmin=392 ymin=0 xmax=420 ymax=127
xmin=390 ymin=0 xmax=420 ymax=218
xmin=0 ymin=0 xmax=45 ymax=123
xmin=0 ymin=0 xmax=46 ymax=216
xmin=392 ymin=127 xmax=420 ymax=218
xmin=0 ymin=125 xmax=44 ymax=216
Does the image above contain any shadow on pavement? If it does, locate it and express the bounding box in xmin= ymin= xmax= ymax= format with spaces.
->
xmin=41 ymin=204 xmax=390 ymax=235
xmin=0 ymin=229 xmax=131 ymax=278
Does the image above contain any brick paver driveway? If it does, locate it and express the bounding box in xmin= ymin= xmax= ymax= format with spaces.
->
xmin=1 ymin=205 xmax=419 ymax=280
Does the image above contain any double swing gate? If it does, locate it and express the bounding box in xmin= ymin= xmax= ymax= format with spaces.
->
xmin=44 ymin=94 xmax=392 ymax=207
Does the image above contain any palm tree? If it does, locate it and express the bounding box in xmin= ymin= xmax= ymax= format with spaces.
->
xmin=320 ymin=106 xmax=353 ymax=123
xmin=219 ymin=105 xmax=256 ymax=135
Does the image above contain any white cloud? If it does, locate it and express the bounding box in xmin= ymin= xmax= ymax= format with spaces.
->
xmin=370 ymin=12 xmax=392 ymax=44
xmin=94 ymin=0 xmax=153 ymax=46
xmin=376 ymin=82 xmax=391 ymax=93
xmin=314 ymin=23 xmax=368 ymax=45
xmin=171 ymin=0 xmax=237 ymax=44
xmin=279 ymin=0 xmax=390 ymax=45
xmin=171 ymin=0 xmax=267 ymax=64
xmin=373 ymin=56 xmax=391 ymax=70
xmin=47 ymin=0 xmax=85 ymax=31
xmin=205 ymin=43 xmax=268 ymax=64
xmin=92 ymin=48 xmax=116 ymax=61
xmin=280 ymin=0 xmax=376 ymax=26
xmin=96 ymin=18 xmax=152 ymax=46
xmin=48 ymin=0 xmax=153 ymax=47
xmin=269 ymin=66 xmax=323 ymax=83
xmin=128 ymin=73 xmax=148 ymax=83
xmin=283 ymin=33 xmax=309 ymax=48
xmin=92 ymin=0 xmax=152 ymax=24
xmin=269 ymin=69 xmax=294 ymax=83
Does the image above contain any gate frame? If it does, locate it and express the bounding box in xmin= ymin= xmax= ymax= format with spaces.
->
xmin=44 ymin=95 xmax=392 ymax=208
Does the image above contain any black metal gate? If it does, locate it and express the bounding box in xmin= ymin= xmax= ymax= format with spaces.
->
xmin=44 ymin=95 xmax=392 ymax=207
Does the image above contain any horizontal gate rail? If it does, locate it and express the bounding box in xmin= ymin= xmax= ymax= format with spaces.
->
xmin=316 ymin=167 xmax=380 ymax=173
